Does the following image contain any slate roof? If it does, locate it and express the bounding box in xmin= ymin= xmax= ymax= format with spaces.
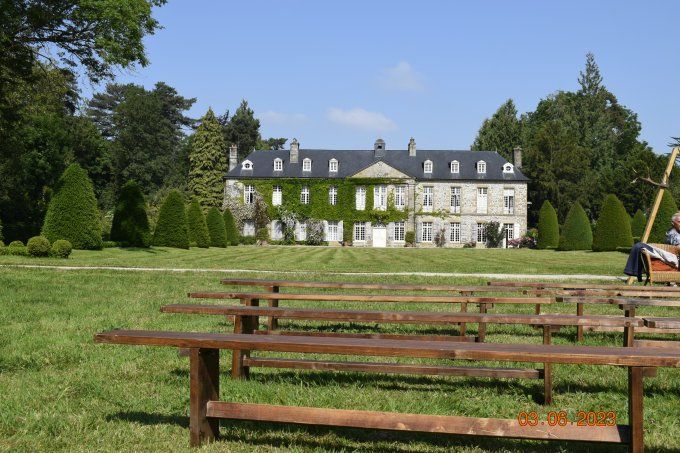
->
xmin=226 ymin=149 xmax=529 ymax=182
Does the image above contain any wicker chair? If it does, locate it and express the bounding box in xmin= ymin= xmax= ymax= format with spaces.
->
xmin=641 ymin=243 xmax=680 ymax=284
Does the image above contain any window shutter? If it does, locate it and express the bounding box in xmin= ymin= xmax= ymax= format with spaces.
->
xmin=416 ymin=222 xmax=422 ymax=243
xmin=445 ymin=222 xmax=450 ymax=243
xmin=388 ymin=222 xmax=394 ymax=241
xmin=366 ymin=223 xmax=372 ymax=241
xmin=472 ymin=222 xmax=477 ymax=243
xmin=323 ymin=221 xmax=329 ymax=241
xmin=514 ymin=223 xmax=520 ymax=240
xmin=338 ymin=221 xmax=344 ymax=241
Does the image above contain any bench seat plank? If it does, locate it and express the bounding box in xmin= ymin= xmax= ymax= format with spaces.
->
xmin=252 ymin=330 xmax=477 ymax=342
xmin=489 ymin=281 xmax=680 ymax=292
xmin=558 ymin=296 xmax=680 ymax=307
xmin=643 ymin=317 xmax=680 ymax=329
xmin=529 ymin=289 xmax=680 ymax=298
xmin=162 ymin=304 xmax=641 ymax=327
xmin=94 ymin=330 xmax=680 ymax=367
xmin=205 ymin=402 xmax=629 ymax=443
xmin=220 ymin=278 xmax=520 ymax=293
xmin=188 ymin=292 xmax=551 ymax=304
xmin=242 ymin=357 xmax=542 ymax=379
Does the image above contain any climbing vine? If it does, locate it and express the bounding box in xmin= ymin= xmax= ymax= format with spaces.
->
xmin=230 ymin=178 xmax=410 ymax=230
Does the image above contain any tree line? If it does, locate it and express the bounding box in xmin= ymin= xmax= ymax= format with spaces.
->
xmin=472 ymin=53 xmax=680 ymax=226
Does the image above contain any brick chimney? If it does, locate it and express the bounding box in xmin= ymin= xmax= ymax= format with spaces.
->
xmin=513 ymin=146 xmax=522 ymax=169
xmin=228 ymin=144 xmax=238 ymax=171
xmin=290 ymin=138 xmax=299 ymax=164
xmin=374 ymin=138 xmax=386 ymax=159
xmin=408 ymin=137 xmax=416 ymax=157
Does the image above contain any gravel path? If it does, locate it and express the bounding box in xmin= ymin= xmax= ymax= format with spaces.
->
xmin=0 ymin=264 xmax=623 ymax=281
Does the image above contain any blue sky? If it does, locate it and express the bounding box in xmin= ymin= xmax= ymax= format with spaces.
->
xmin=99 ymin=1 xmax=679 ymax=153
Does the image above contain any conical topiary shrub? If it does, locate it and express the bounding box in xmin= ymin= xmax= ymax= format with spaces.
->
xmin=42 ymin=163 xmax=103 ymax=250
xmin=152 ymin=190 xmax=189 ymax=249
xmin=630 ymin=209 xmax=647 ymax=241
xmin=649 ymin=191 xmax=678 ymax=243
xmin=187 ymin=200 xmax=210 ymax=248
xmin=592 ymin=194 xmax=633 ymax=251
xmin=558 ymin=202 xmax=592 ymax=251
xmin=206 ymin=207 xmax=228 ymax=247
xmin=536 ymin=200 xmax=559 ymax=249
xmin=110 ymin=181 xmax=151 ymax=247
xmin=223 ymin=208 xmax=238 ymax=246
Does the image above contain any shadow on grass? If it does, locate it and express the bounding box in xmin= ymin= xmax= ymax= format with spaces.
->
xmin=107 ymin=411 xmax=188 ymax=428
xmin=117 ymin=247 xmax=170 ymax=254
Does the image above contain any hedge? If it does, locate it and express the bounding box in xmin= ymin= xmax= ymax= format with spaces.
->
xmin=41 ymin=164 xmax=103 ymax=250
xmin=187 ymin=200 xmax=210 ymax=248
xmin=152 ymin=190 xmax=189 ymax=249
xmin=51 ymin=239 xmax=73 ymax=258
xmin=206 ymin=207 xmax=228 ymax=247
xmin=649 ymin=191 xmax=678 ymax=243
xmin=592 ymin=194 xmax=633 ymax=251
xmin=630 ymin=209 xmax=647 ymax=240
xmin=536 ymin=200 xmax=559 ymax=249
xmin=110 ymin=181 xmax=151 ymax=247
xmin=223 ymin=209 xmax=238 ymax=246
xmin=558 ymin=202 xmax=592 ymax=251
xmin=27 ymin=236 xmax=51 ymax=257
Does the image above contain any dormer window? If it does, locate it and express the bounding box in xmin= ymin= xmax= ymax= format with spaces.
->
xmin=424 ymin=160 xmax=433 ymax=174
xmin=302 ymin=158 xmax=312 ymax=172
xmin=477 ymin=160 xmax=486 ymax=174
xmin=450 ymin=160 xmax=459 ymax=174
xmin=503 ymin=163 xmax=514 ymax=173
xmin=273 ymin=158 xmax=283 ymax=171
xmin=329 ymin=158 xmax=338 ymax=172
xmin=242 ymin=160 xmax=253 ymax=170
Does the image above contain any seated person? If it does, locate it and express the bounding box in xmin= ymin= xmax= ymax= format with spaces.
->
xmin=624 ymin=212 xmax=680 ymax=281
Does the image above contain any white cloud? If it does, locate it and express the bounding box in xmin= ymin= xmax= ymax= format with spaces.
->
xmin=380 ymin=61 xmax=424 ymax=92
xmin=326 ymin=108 xmax=397 ymax=132
xmin=260 ymin=110 xmax=308 ymax=125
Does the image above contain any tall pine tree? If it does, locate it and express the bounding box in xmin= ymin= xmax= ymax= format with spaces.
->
xmin=222 ymin=100 xmax=260 ymax=160
xmin=471 ymin=99 xmax=522 ymax=161
xmin=189 ymin=108 xmax=228 ymax=208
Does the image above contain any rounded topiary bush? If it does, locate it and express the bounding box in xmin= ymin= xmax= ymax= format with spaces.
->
xmin=630 ymin=209 xmax=647 ymax=241
xmin=592 ymin=194 xmax=633 ymax=252
xmin=558 ymin=202 xmax=592 ymax=251
xmin=187 ymin=200 xmax=210 ymax=248
xmin=7 ymin=240 xmax=27 ymax=256
xmin=27 ymin=236 xmax=51 ymax=257
xmin=51 ymin=239 xmax=73 ymax=258
xmin=110 ymin=181 xmax=151 ymax=247
xmin=536 ymin=200 xmax=559 ymax=249
xmin=153 ymin=190 xmax=189 ymax=249
xmin=649 ymin=191 xmax=678 ymax=243
xmin=41 ymin=163 xmax=103 ymax=250
xmin=206 ymin=207 xmax=227 ymax=247
xmin=223 ymin=209 xmax=238 ymax=246
xmin=9 ymin=240 xmax=23 ymax=247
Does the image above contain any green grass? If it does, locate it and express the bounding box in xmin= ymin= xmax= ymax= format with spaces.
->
xmin=1 ymin=258 xmax=679 ymax=452
xmin=0 ymin=245 xmax=628 ymax=276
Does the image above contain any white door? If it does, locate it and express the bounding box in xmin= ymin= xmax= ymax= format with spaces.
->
xmin=372 ymin=226 xmax=387 ymax=248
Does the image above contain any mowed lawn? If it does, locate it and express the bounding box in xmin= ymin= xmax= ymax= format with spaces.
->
xmin=1 ymin=261 xmax=680 ymax=452
xmin=0 ymin=245 xmax=628 ymax=276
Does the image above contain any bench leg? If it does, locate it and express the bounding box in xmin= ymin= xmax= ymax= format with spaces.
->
xmin=542 ymin=325 xmax=553 ymax=405
xmin=623 ymin=308 xmax=636 ymax=348
xmin=477 ymin=303 xmax=487 ymax=343
xmin=190 ymin=348 xmax=220 ymax=447
xmin=458 ymin=301 xmax=468 ymax=338
xmin=576 ymin=303 xmax=584 ymax=343
xmin=267 ymin=285 xmax=279 ymax=331
xmin=628 ymin=366 xmax=644 ymax=453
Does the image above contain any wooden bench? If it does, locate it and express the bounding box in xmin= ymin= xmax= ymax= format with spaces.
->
xmin=95 ymin=330 xmax=680 ymax=451
xmin=219 ymin=278 xmax=536 ymax=334
xmin=555 ymin=297 xmax=680 ymax=339
xmin=488 ymin=280 xmax=680 ymax=292
xmin=163 ymin=303 xmax=643 ymax=405
xmin=189 ymin=291 xmax=553 ymax=342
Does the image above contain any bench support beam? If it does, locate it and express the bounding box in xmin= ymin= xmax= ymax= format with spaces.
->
xmin=628 ymin=366 xmax=644 ymax=453
xmin=190 ymin=348 xmax=220 ymax=447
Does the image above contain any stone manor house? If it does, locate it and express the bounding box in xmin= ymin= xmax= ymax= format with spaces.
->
xmin=223 ymin=138 xmax=528 ymax=247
